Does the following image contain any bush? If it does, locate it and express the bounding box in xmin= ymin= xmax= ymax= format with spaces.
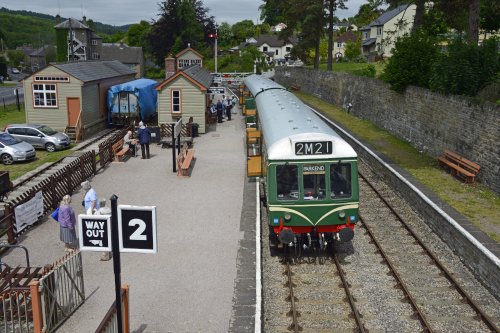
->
xmin=353 ymin=64 xmax=376 ymax=77
xmin=382 ymin=30 xmax=440 ymax=92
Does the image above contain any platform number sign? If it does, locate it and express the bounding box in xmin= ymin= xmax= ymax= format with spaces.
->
xmin=78 ymin=214 xmax=112 ymax=252
xmin=118 ymin=205 xmax=157 ymax=254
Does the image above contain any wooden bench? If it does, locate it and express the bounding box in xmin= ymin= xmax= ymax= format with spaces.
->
xmin=438 ymin=149 xmax=480 ymax=184
xmin=112 ymin=138 xmax=130 ymax=162
xmin=290 ymin=83 xmax=301 ymax=91
xmin=177 ymin=144 xmax=195 ymax=177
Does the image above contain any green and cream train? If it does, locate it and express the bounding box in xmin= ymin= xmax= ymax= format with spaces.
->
xmin=243 ymin=74 xmax=359 ymax=253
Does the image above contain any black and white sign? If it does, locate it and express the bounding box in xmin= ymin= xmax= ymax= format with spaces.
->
xmin=174 ymin=118 xmax=182 ymax=138
xmin=295 ymin=141 xmax=332 ymax=155
xmin=208 ymin=87 xmax=225 ymax=94
xmin=78 ymin=214 xmax=112 ymax=251
xmin=118 ymin=205 xmax=157 ymax=254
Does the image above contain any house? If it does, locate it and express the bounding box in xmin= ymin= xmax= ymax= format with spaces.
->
xmin=360 ymin=4 xmax=416 ymax=59
xmin=270 ymin=23 xmax=287 ymax=32
xmin=238 ymin=35 xmax=298 ymax=63
xmin=29 ymin=45 xmax=56 ymax=72
xmin=101 ymin=43 xmax=145 ymax=78
xmin=332 ymin=22 xmax=358 ymax=32
xmin=54 ymin=17 xmax=102 ymax=61
xmin=156 ymin=50 xmax=213 ymax=134
xmin=333 ymin=31 xmax=358 ymax=59
xmin=22 ymin=60 xmax=136 ymax=140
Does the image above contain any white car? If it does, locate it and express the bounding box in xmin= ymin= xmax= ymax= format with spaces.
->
xmin=11 ymin=68 xmax=20 ymax=74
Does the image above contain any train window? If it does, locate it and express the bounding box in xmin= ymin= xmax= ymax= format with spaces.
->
xmin=276 ymin=164 xmax=298 ymax=201
xmin=303 ymin=164 xmax=326 ymax=200
xmin=330 ymin=163 xmax=352 ymax=198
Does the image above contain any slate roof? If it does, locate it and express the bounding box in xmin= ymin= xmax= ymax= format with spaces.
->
xmin=51 ymin=60 xmax=136 ymax=82
xmin=369 ymin=4 xmax=411 ymax=27
xmin=336 ymin=31 xmax=357 ymax=43
xmin=54 ymin=18 xmax=89 ymax=30
xmin=253 ymin=34 xmax=298 ymax=47
xmin=101 ymin=43 xmax=143 ymax=64
xmin=362 ymin=38 xmax=376 ymax=46
xmin=182 ymin=65 xmax=212 ymax=89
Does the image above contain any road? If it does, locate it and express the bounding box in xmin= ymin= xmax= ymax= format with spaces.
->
xmin=0 ymin=84 xmax=24 ymax=106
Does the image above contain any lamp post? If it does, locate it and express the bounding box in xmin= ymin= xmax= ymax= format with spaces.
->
xmin=215 ymin=23 xmax=218 ymax=74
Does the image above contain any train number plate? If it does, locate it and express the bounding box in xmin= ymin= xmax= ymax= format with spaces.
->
xmin=295 ymin=141 xmax=332 ymax=155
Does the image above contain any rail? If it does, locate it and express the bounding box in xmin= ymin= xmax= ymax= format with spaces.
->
xmin=95 ymin=285 xmax=130 ymax=333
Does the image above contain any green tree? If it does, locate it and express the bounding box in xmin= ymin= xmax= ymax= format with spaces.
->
xmin=382 ymin=30 xmax=440 ymax=92
xmin=326 ymin=0 xmax=347 ymax=71
xmin=259 ymin=0 xmax=285 ymax=26
xmin=231 ymin=20 xmax=255 ymax=43
xmin=6 ymin=49 xmax=25 ymax=67
xmin=481 ymin=0 xmax=500 ymax=35
xmin=429 ymin=37 xmax=500 ymax=96
xmin=217 ymin=22 xmax=233 ymax=48
xmin=128 ymin=21 xmax=151 ymax=52
xmin=344 ymin=39 xmax=361 ymax=59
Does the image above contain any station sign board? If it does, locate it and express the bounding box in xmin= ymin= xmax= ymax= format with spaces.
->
xmin=208 ymin=87 xmax=225 ymax=94
xmin=78 ymin=214 xmax=112 ymax=251
xmin=118 ymin=205 xmax=157 ymax=254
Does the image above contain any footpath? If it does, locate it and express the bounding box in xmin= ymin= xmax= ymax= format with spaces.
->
xmin=3 ymin=100 xmax=254 ymax=332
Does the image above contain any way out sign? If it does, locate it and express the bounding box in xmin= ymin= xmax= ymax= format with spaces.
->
xmin=118 ymin=205 xmax=157 ymax=254
xmin=78 ymin=214 xmax=112 ymax=251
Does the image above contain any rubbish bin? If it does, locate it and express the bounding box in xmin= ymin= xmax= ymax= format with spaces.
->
xmin=191 ymin=123 xmax=199 ymax=137
xmin=149 ymin=127 xmax=161 ymax=143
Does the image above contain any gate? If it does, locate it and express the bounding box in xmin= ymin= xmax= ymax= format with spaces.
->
xmin=36 ymin=251 xmax=85 ymax=332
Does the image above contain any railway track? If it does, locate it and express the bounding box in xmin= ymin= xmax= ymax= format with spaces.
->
xmin=356 ymin=164 xmax=500 ymax=332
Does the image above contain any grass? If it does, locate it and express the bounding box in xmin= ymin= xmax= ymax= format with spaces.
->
xmin=0 ymin=105 xmax=74 ymax=180
xmin=314 ymin=61 xmax=386 ymax=77
xmin=295 ymin=91 xmax=500 ymax=242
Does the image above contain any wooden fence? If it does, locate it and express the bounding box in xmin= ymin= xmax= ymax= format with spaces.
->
xmin=95 ymin=285 xmax=130 ymax=333
xmin=1 ymin=128 xmax=129 ymax=246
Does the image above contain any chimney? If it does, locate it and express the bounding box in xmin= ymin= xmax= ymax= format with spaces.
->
xmin=165 ymin=54 xmax=176 ymax=79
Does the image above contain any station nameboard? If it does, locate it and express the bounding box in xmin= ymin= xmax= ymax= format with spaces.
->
xmin=208 ymin=87 xmax=225 ymax=94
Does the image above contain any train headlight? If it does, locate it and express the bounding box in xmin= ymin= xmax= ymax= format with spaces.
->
xmin=338 ymin=210 xmax=346 ymax=219
xmin=284 ymin=212 xmax=292 ymax=222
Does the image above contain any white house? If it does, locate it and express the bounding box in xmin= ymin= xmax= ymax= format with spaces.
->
xmin=270 ymin=23 xmax=287 ymax=32
xmin=360 ymin=4 xmax=416 ymax=59
xmin=333 ymin=31 xmax=358 ymax=59
xmin=238 ymin=35 xmax=298 ymax=63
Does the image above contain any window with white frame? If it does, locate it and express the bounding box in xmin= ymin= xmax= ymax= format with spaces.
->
xmin=377 ymin=27 xmax=383 ymax=36
xmin=263 ymin=46 xmax=268 ymax=52
xmin=286 ymin=46 xmax=291 ymax=52
xmin=33 ymin=83 xmax=57 ymax=107
xmin=92 ymin=52 xmax=100 ymax=60
xmin=337 ymin=42 xmax=342 ymax=48
xmin=171 ymin=90 xmax=181 ymax=113
xmin=178 ymin=59 xmax=190 ymax=68
xmin=92 ymin=39 xmax=98 ymax=45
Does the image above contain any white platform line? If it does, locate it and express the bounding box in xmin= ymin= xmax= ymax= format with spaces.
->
xmin=255 ymin=179 xmax=262 ymax=333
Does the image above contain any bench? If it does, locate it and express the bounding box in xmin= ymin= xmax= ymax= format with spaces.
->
xmin=161 ymin=136 xmax=193 ymax=149
xmin=290 ymin=83 xmax=301 ymax=91
xmin=112 ymin=138 xmax=130 ymax=162
xmin=177 ymin=144 xmax=195 ymax=177
xmin=438 ymin=149 xmax=480 ymax=184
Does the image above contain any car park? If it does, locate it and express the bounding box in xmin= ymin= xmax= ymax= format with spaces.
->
xmin=0 ymin=132 xmax=36 ymax=165
xmin=4 ymin=124 xmax=70 ymax=152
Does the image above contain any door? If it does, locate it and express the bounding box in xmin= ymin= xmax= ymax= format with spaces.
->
xmin=67 ymin=97 xmax=80 ymax=127
xmin=24 ymin=128 xmax=43 ymax=148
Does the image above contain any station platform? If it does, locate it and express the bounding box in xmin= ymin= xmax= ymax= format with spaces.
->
xmin=3 ymin=99 xmax=257 ymax=332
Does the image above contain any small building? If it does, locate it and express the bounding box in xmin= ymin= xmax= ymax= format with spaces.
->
xmin=22 ymin=60 xmax=136 ymax=140
xmin=101 ymin=43 xmax=145 ymax=78
xmin=238 ymin=35 xmax=298 ymax=63
xmin=175 ymin=46 xmax=203 ymax=70
xmin=333 ymin=31 xmax=358 ymax=59
xmin=156 ymin=57 xmax=212 ymax=134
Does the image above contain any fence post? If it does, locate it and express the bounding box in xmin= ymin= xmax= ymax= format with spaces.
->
xmin=92 ymin=150 xmax=97 ymax=175
xmin=50 ymin=176 xmax=56 ymax=209
xmin=29 ymin=280 xmax=43 ymax=333
xmin=122 ymin=284 xmax=130 ymax=333
xmin=6 ymin=204 xmax=16 ymax=244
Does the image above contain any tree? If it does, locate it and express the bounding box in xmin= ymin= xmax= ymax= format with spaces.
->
xmin=467 ymin=0 xmax=480 ymax=44
xmin=6 ymin=49 xmax=25 ymax=67
xmin=481 ymin=0 xmax=500 ymax=36
xmin=344 ymin=39 xmax=361 ymax=59
xmin=217 ymin=22 xmax=233 ymax=48
xmin=231 ymin=20 xmax=255 ymax=43
xmin=382 ymin=30 xmax=440 ymax=92
xmin=326 ymin=0 xmax=347 ymax=71
xmin=259 ymin=0 xmax=285 ymax=26
xmin=128 ymin=21 xmax=151 ymax=52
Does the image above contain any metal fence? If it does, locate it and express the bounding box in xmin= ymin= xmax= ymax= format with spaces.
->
xmin=0 ymin=289 xmax=34 ymax=333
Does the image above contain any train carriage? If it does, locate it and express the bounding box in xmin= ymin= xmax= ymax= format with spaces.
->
xmin=243 ymin=75 xmax=359 ymax=253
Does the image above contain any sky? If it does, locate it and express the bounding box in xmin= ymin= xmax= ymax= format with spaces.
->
xmin=1 ymin=0 xmax=367 ymax=26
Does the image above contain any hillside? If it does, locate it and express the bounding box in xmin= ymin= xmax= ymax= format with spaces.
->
xmin=0 ymin=7 xmax=128 ymax=49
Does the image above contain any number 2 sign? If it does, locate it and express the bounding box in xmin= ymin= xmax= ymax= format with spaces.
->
xmin=118 ymin=205 xmax=157 ymax=254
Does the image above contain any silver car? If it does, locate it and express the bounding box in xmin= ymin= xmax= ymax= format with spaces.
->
xmin=5 ymin=124 xmax=70 ymax=152
xmin=0 ymin=132 xmax=36 ymax=165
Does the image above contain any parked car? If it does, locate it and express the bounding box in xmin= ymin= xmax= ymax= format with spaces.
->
xmin=0 ymin=132 xmax=36 ymax=165
xmin=11 ymin=68 xmax=20 ymax=74
xmin=4 ymin=124 xmax=70 ymax=152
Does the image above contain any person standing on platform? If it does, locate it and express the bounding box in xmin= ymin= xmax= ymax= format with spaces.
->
xmin=82 ymin=181 xmax=100 ymax=214
xmin=58 ymin=195 xmax=77 ymax=252
xmin=216 ymin=100 xmax=223 ymax=123
xmin=226 ymin=96 xmax=232 ymax=121
xmin=137 ymin=121 xmax=151 ymax=159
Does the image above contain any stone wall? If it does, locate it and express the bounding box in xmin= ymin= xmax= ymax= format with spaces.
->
xmin=275 ymin=67 xmax=500 ymax=194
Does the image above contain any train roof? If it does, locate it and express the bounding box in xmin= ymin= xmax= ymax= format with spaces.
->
xmin=244 ymin=75 xmax=357 ymax=161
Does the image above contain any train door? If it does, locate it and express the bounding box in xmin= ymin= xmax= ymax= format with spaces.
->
xmin=247 ymin=129 xmax=262 ymax=177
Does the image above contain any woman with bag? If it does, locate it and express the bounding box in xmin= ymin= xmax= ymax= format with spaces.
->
xmin=59 ymin=194 xmax=77 ymax=252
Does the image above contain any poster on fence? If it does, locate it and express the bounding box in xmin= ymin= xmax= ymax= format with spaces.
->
xmin=14 ymin=190 xmax=44 ymax=232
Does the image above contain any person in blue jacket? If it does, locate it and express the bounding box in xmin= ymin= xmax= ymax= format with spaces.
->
xmin=137 ymin=121 xmax=151 ymax=159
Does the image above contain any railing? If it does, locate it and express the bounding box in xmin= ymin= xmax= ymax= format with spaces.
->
xmin=75 ymin=109 xmax=83 ymax=143
xmin=95 ymin=285 xmax=130 ymax=333
xmin=36 ymin=251 xmax=85 ymax=333
xmin=0 ymin=289 xmax=34 ymax=333
xmin=212 ymin=72 xmax=253 ymax=84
